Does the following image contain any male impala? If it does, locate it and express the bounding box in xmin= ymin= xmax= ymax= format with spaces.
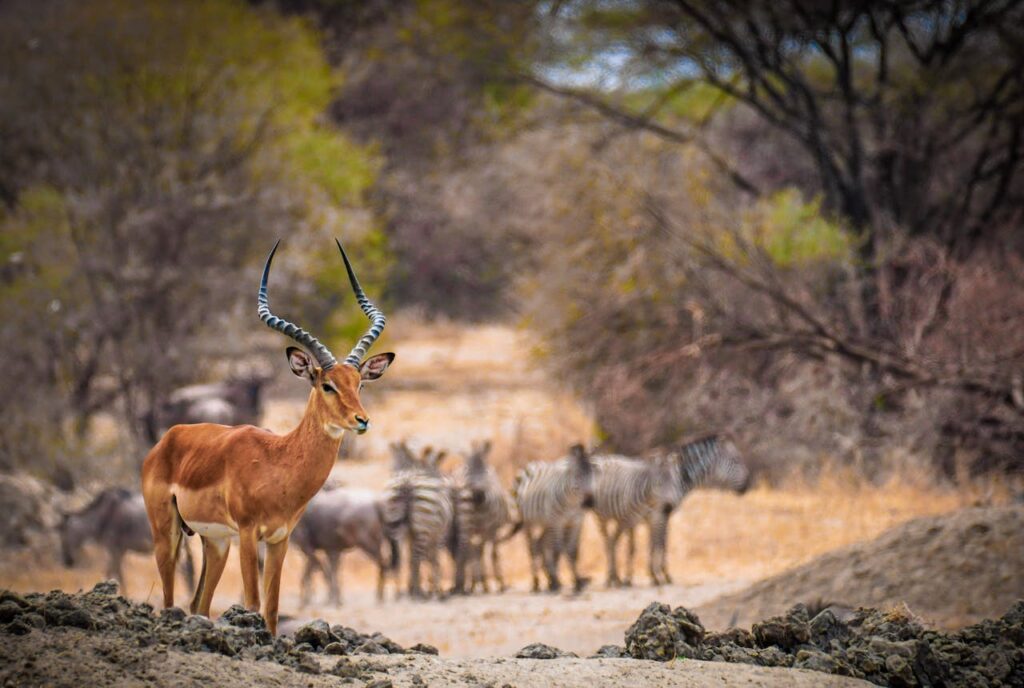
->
xmin=142 ymin=239 xmax=393 ymax=634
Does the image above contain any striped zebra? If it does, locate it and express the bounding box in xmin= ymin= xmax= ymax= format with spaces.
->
xmin=576 ymin=454 xmax=683 ymax=587
xmin=383 ymin=442 xmax=454 ymax=598
xmin=451 ymin=440 xmax=516 ymax=594
xmin=562 ymin=434 xmax=750 ymax=587
xmin=645 ymin=434 xmax=750 ymax=585
xmin=511 ymin=444 xmax=595 ymax=593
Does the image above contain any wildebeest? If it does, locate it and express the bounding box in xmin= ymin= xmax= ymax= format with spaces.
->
xmin=59 ymin=487 xmax=195 ymax=590
xmin=290 ymin=486 xmax=399 ymax=606
xmin=139 ymin=371 xmax=273 ymax=444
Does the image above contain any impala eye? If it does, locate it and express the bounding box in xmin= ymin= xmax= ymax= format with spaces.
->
xmin=322 ymin=384 xmax=335 ymax=394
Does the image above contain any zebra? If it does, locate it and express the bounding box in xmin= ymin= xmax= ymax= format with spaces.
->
xmin=578 ymin=454 xmax=682 ymax=587
xmin=383 ymin=441 xmax=455 ymax=599
xmin=511 ymin=444 xmax=595 ymax=593
xmin=451 ymin=440 xmax=516 ymax=594
xmin=645 ymin=434 xmax=751 ymax=585
xmin=562 ymin=433 xmax=750 ymax=587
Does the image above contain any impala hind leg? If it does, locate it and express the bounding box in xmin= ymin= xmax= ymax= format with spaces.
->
xmin=262 ymin=538 xmax=289 ymax=636
xmin=191 ymin=536 xmax=231 ymax=617
xmin=146 ymin=495 xmax=182 ymax=609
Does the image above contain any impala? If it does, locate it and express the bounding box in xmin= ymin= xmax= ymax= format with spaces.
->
xmin=142 ymin=239 xmax=394 ymax=635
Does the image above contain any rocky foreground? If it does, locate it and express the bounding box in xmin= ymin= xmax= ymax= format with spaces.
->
xmin=1 ymin=582 xmax=1021 ymax=687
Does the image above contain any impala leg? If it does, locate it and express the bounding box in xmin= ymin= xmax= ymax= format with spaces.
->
xmin=148 ymin=500 xmax=182 ymax=609
xmin=193 ymin=536 xmax=231 ymax=617
xmin=179 ymin=538 xmax=196 ymax=592
xmin=262 ymin=537 xmax=289 ymax=636
xmin=238 ymin=527 xmax=261 ymax=612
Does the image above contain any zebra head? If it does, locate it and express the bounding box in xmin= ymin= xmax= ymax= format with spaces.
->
xmin=676 ymin=434 xmax=752 ymax=494
xmin=569 ymin=443 xmax=596 ymax=509
xmin=465 ymin=440 xmax=494 ymax=505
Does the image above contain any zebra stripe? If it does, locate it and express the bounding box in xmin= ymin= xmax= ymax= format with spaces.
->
xmin=383 ymin=468 xmax=453 ymax=598
xmin=645 ymin=434 xmax=751 ymax=585
xmin=452 ymin=443 xmax=515 ymax=593
xmin=511 ymin=445 xmax=594 ymax=593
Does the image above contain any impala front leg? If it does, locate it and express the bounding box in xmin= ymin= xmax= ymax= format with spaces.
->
xmin=262 ymin=537 xmax=289 ymax=636
xmin=239 ymin=526 xmax=262 ymax=613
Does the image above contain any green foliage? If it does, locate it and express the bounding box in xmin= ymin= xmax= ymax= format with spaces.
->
xmin=750 ymin=190 xmax=853 ymax=267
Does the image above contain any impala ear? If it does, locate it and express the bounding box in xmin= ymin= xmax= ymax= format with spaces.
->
xmin=286 ymin=347 xmax=316 ymax=385
xmin=360 ymin=352 xmax=394 ymax=381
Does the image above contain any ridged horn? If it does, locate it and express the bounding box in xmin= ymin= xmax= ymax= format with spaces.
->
xmin=336 ymin=238 xmax=386 ymax=368
xmin=257 ymin=240 xmax=338 ymax=370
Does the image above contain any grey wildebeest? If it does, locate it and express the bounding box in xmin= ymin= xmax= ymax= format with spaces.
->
xmin=60 ymin=487 xmax=195 ymax=591
xmin=140 ymin=371 xmax=274 ymax=445
xmin=290 ymin=485 xmax=399 ymax=605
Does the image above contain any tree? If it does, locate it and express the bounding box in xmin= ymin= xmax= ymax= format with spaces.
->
xmin=0 ymin=0 xmax=382 ymax=477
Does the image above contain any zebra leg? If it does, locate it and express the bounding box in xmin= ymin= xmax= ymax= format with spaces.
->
xmin=475 ymin=542 xmax=489 ymax=594
xmin=597 ymin=518 xmax=619 ymax=588
xmin=429 ymin=546 xmax=445 ymax=600
xmin=408 ymin=541 xmax=424 ymax=599
xmin=525 ymin=528 xmax=541 ymax=593
xmin=541 ymin=527 xmax=562 ymax=593
xmin=491 ymin=540 xmax=508 ymax=592
xmin=566 ymin=519 xmax=589 ymax=593
xmin=623 ymin=524 xmax=636 ymax=587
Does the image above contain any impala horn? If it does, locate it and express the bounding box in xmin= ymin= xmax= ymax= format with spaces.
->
xmin=335 ymin=238 xmax=386 ymax=368
xmin=257 ymin=240 xmax=338 ymax=370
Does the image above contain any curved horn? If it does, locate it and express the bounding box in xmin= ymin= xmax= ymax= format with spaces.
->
xmin=336 ymin=238 xmax=386 ymax=368
xmin=257 ymin=240 xmax=338 ymax=370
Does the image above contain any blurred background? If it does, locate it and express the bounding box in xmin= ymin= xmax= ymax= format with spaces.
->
xmin=1 ymin=0 xmax=1022 ymax=657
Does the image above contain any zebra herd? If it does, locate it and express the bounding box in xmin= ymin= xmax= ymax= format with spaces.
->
xmin=367 ymin=433 xmax=751 ymax=601
xmin=57 ymin=434 xmax=750 ymax=605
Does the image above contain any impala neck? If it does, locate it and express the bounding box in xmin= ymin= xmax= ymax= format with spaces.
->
xmin=283 ymin=389 xmax=344 ymax=481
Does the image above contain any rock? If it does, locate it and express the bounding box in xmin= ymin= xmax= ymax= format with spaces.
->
xmin=218 ymin=605 xmax=265 ymax=629
xmin=323 ymin=641 xmax=350 ymax=655
xmin=752 ymin=606 xmax=811 ymax=650
xmin=515 ymin=643 xmax=576 ymax=659
xmin=90 ymin=580 xmax=119 ymax=596
xmin=184 ymin=615 xmax=214 ymax=631
xmin=365 ymin=680 xmax=393 ymax=688
xmin=354 ymin=640 xmax=390 ymax=655
xmin=408 ymin=642 xmax=439 ymax=655
xmin=794 ymin=648 xmax=838 ymax=674
xmin=589 ymin=644 xmax=628 ymax=658
xmin=159 ymin=607 xmax=187 ymax=623
xmin=0 ymin=601 xmax=23 ymax=624
xmin=293 ymin=619 xmax=334 ymax=650
xmin=624 ymin=602 xmax=705 ymax=661
xmin=294 ymin=652 xmax=321 ymax=674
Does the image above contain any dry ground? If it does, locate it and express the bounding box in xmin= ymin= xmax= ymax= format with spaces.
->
xmin=0 ymin=317 xmax=1005 ymax=659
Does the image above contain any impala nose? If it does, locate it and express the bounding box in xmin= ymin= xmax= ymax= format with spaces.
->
xmin=354 ymin=416 xmax=370 ymax=434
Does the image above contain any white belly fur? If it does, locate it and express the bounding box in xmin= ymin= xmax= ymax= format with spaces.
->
xmin=185 ymin=521 xmax=237 ymax=540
